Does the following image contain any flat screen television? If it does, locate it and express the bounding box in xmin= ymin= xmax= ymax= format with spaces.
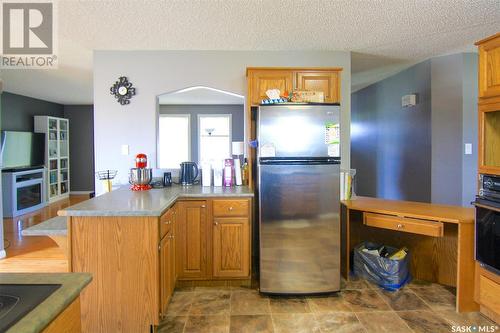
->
xmin=1 ymin=131 xmax=45 ymax=170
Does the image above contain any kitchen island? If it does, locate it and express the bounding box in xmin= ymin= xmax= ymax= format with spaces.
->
xmin=58 ymin=185 xmax=253 ymax=333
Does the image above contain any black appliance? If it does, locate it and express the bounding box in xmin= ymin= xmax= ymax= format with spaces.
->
xmin=474 ymin=174 xmax=500 ymax=275
xmin=179 ymin=162 xmax=198 ymax=185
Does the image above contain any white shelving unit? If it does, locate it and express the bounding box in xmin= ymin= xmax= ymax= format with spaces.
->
xmin=34 ymin=116 xmax=70 ymax=202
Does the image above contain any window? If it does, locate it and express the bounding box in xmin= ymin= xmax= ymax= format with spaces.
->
xmin=158 ymin=115 xmax=190 ymax=169
xmin=198 ymin=115 xmax=231 ymax=162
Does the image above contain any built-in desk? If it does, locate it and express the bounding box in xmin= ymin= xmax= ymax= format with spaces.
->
xmin=341 ymin=196 xmax=478 ymax=313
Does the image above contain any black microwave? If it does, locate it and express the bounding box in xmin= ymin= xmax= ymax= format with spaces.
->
xmin=474 ymin=174 xmax=500 ymax=275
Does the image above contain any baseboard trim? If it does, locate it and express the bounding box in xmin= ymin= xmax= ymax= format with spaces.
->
xmin=70 ymin=191 xmax=94 ymax=195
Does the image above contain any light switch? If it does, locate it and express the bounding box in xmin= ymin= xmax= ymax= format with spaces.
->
xmin=121 ymin=144 xmax=129 ymax=155
xmin=465 ymin=143 xmax=472 ymax=155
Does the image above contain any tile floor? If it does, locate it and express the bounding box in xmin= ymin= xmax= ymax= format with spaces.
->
xmin=158 ymin=277 xmax=497 ymax=333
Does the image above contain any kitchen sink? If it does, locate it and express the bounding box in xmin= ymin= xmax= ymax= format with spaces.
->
xmin=0 ymin=284 xmax=61 ymax=333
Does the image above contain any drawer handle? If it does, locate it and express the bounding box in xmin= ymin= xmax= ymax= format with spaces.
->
xmin=228 ymin=207 xmax=233 ymax=211
xmin=164 ymin=220 xmax=171 ymax=225
xmin=214 ymin=221 xmax=218 ymax=226
xmin=201 ymin=205 xmax=206 ymax=208
xmin=397 ymin=223 xmax=404 ymax=229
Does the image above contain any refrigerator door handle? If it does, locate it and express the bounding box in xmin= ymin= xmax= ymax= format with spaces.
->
xmin=259 ymin=157 xmax=340 ymax=165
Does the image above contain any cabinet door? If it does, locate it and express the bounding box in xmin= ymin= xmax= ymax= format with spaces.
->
xmin=478 ymin=105 xmax=500 ymax=175
xmin=176 ymin=201 xmax=208 ymax=279
xmin=171 ymin=205 xmax=177 ymax=282
xmin=250 ymin=70 xmax=293 ymax=105
xmin=213 ymin=217 xmax=250 ymax=278
xmin=295 ymin=71 xmax=340 ymax=103
xmin=478 ymin=36 xmax=500 ymax=98
xmin=159 ymin=234 xmax=173 ymax=318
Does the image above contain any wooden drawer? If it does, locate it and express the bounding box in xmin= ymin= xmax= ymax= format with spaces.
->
xmin=160 ymin=209 xmax=174 ymax=238
xmin=479 ymin=274 xmax=500 ymax=315
xmin=363 ymin=213 xmax=443 ymax=237
xmin=213 ymin=199 xmax=249 ymax=217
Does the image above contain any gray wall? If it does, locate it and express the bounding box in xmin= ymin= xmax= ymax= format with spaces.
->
xmin=159 ymin=104 xmax=244 ymax=164
xmin=93 ymin=50 xmax=351 ymax=192
xmin=351 ymin=53 xmax=478 ymax=206
xmin=63 ymin=105 xmax=95 ymax=192
xmin=430 ymin=55 xmax=463 ymax=205
xmin=351 ymin=61 xmax=432 ymax=202
xmin=0 ymin=92 xmax=95 ymax=192
xmin=0 ymin=83 xmax=4 ymax=258
xmin=1 ymin=92 xmax=64 ymax=131
xmin=462 ymin=54 xmax=479 ymax=206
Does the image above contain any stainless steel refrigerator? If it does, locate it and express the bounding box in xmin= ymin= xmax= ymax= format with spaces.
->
xmin=257 ymin=104 xmax=341 ymax=294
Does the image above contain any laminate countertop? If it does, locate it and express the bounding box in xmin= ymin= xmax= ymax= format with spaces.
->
xmin=0 ymin=273 xmax=92 ymax=333
xmin=58 ymin=185 xmax=254 ymax=217
xmin=341 ymin=196 xmax=474 ymax=224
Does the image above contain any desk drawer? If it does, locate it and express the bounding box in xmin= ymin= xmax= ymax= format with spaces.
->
xmin=160 ymin=209 xmax=174 ymax=238
xmin=364 ymin=213 xmax=443 ymax=237
xmin=213 ymin=199 xmax=249 ymax=217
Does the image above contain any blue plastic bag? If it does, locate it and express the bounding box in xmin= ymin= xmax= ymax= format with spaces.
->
xmin=353 ymin=241 xmax=411 ymax=291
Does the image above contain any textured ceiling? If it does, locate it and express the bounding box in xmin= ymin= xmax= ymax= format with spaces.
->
xmin=1 ymin=0 xmax=499 ymax=104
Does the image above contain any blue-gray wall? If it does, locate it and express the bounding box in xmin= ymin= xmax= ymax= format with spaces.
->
xmin=0 ymin=83 xmax=4 ymax=258
xmin=0 ymin=92 xmax=95 ymax=192
xmin=431 ymin=55 xmax=463 ymax=205
xmin=63 ymin=105 xmax=95 ymax=192
xmin=159 ymin=104 xmax=244 ymax=164
xmin=462 ymin=54 xmax=479 ymax=206
xmin=1 ymin=92 xmax=64 ymax=131
xmin=430 ymin=53 xmax=478 ymax=206
xmin=351 ymin=61 xmax=432 ymax=202
xmin=351 ymin=53 xmax=478 ymax=206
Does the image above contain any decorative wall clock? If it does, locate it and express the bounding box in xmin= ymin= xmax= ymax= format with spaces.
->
xmin=110 ymin=76 xmax=136 ymax=105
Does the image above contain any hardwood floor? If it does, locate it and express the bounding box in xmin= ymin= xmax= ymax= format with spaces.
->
xmin=0 ymin=195 xmax=89 ymax=273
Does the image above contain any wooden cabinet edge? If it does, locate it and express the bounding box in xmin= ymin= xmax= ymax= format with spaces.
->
xmin=246 ymin=67 xmax=343 ymax=76
xmin=41 ymin=297 xmax=82 ymax=333
xmin=475 ymin=32 xmax=500 ymax=45
xmin=475 ymin=262 xmax=500 ymax=323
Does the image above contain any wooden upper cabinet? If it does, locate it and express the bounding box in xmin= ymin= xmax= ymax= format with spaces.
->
xmin=249 ymin=70 xmax=293 ymax=105
xmin=295 ymin=71 xmax=341 ymax=103
xmin=213 ymin=217 xmax=250 ymax=278
xmin=476 ymin=33 xmax=500 ymax=176
xmin=476 ymin=33 xmax=500 ymax=99
xmin=176 ymin=200 xmax=208 ymax=279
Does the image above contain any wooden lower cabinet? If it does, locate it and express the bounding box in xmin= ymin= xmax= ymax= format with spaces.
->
xmin=213 ymin=217 xmax=250 ymax=278
xmin=176 ymin=200 xmax=208 ymax=279
xmin=174 ymin=198 xmax=252 ymax=281
xmin=159 ymin=231 xmax=174 ymax=318
xmin=475 ymin=263 xmax=500 ymax=324
xmin=42 ymin=297 xmax=82 ymax=333
xmin=69 ymin=197 xmax=251 ymax=332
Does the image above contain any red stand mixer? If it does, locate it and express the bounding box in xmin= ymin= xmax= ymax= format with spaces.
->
xmin=129 ymin=153 xmax=152 ymax=191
